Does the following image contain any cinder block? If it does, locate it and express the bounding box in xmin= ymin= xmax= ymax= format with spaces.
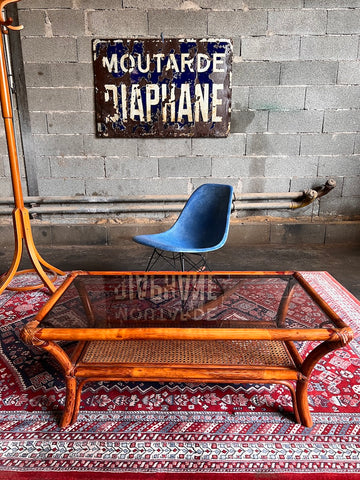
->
xmin=280 ymin=61 xmax=337 ymax=85
xmin=18 ymin=10 xmax=47 ymax=36
xmin=34 ymin=134 xmax=85 ymax=156
xmin=227 ymin=223 xmax=270 ymax=245
xmin=230 ymin=111 xmax=268 ymax=133
xmin=232 ymin=86 xmax=249 ymax=110
xmin=0 ymin=156 xmax=5 ymax=176
xmin=107 ymin=223 xmax=168 ymax=246
xmin=38 ymin=177 xmax=86 ymax=196
xmin=232 ymin=61 xmax=280 ymax=86
xmin=320 ymin=196 xmax=360 ymax=217
xmin=300 ymin=133 xmax=356 ymax=155
xmin=0 ymin=177 xmax=17 ymax=196
xmin=208 ymin=11 xmax=267 ymax=36
xmin=27 ymin=88 xmax=81 ymax=112
xmin=327 ymin=9 xmax=360 ymax=34
xmin=24 ymin=64 xmax=52 ymax=88
xmin=76 ymin=38 xmax=93 ymax=64
xmin=50 ymin=156 xmax=105 ymax=178
xmin=0 ymin=225 xmax=16 ymax=246
xmin=246 ymin=133 xmax=300 ymax=156
xmin=22 ymin=38 xmax=78 ymax=63
xmin=123 ymin=0 xmax=179 ymax=7
xmin=84 ymin=136 xmax=137 ymax=157
xmin=268 ymin=9 xmax=326 ymax=34
xmin=191 ymin=134 xmax=246 ymax=156
xmin=32 ymin=225 xmax=52 ymax=245
xmin=354 ymin=135 xmax=360 ymax=154
xmin=87 ymin=10 xmax=148 ymax=36
xmin=232 ymin=39 xmax=241 ymax=56
xmin=84 ymin=178 xmax=119 ymax=196
xmin=242 ymin=36 xmax=300 ymax=61
xmin=324 ymin=110 xmax=360 ymax=133
xmin=338 ymin=62 xmax=360 ymax=85
xmin=249 ymin=86 xmax=305 ymax=111
xmin=20 ymin=0 xmax=72 ymax=7
xmin=50 ymin=64 xmax=93 ymax=87
xmin=238 ymin=176 xmax=291 ymax=193
xmin=159 ymin=157 xmax=211 ymax=177
xmin=81 ymin=0 xmax=146 ymax=7
xmin=47 ymin=112 xmax=94 ymax=134
xmin=51 ymin=225 xmax=107 ymax=245
xmin=211 ymin=156 xmax=266 ymax=178
xmin=35 ymin=156 xmax=51 ymax=177
xmin=318 ymin=156 xmax=360 ymax=176
xmin=106 ymin=157 xmax=158 ymax=178
xmin=48 ymin=10 xmax=85 ymax=36
xmin=342 ymin=176 xmax=360 ymax=197
xmin=270 ymin=223 xmax=326 ymax=244
xmin=305 ymin=0 xmax=360 ymax=5
xmin=191 ymin=178 xmax=239 ymax=190
xmin=79 ymin=88 xmax=94 ymax=112
xmin=268 ymin=111 xmax=323 ymax=133
xmin=300 ymin=36 xmax=358 ymax=60
xmin=0 ymin=136 xmax=8 ymax=156
xmin=306 ymin=86 xmax=360 ymax=109
xmin=138 ymin=139 xmax=191 ymax=157
xmin=249 ymin=0 xmax=303 ymax=6
xmin=29 ymin=113 xmax=48 ymax=134
xmin=264 ymin=156 xmax=318 ymax=177
xmin=148 ymin=10 xmax=207 ymax=36
xmin=85 ymin=178 xmax=189 ymax=196
xmin=325 ymin=222 xmax=360 ymax=244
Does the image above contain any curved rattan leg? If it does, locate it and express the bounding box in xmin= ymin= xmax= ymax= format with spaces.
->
xmin=278 ymin=380 xmax=301 ymax=425
xmin=296 ymin=377 xmax=312 ymax=427
xmin=60 ymin=376 xmax=77 ymax=428
xmin=295 ymin=329 xmax=353 ymax=428
xmin=71 ymin=379 xmax=87 ymax=425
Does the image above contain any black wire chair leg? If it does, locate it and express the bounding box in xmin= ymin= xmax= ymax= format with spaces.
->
xmin=180 ymin=253 xmax=185 ymax=272
xmin=146 ymin=249 xmax=185 ymax=271
xmin=182 ymin=253 xmax=224 ymax=293
xmin=145 ymin=249 xmax=160 ymax=271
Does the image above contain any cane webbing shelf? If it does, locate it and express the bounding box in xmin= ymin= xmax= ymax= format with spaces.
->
xmin=80 ymin=339 xmax=296 ymax=367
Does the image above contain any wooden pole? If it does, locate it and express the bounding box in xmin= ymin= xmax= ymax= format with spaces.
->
xmin=0 ymin=0 xmax=64 ymax=294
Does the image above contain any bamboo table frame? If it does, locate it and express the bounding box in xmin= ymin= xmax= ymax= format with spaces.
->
xmin=21 ymin=270 xmax=354 ymax=429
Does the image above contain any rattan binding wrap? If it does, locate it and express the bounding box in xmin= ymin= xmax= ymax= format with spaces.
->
xmin=81 ymin=340 xmax=295 ymax=367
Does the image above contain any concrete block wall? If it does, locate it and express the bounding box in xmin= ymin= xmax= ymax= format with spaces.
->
xmin=0 ymin=0 xmax=359 ymax=223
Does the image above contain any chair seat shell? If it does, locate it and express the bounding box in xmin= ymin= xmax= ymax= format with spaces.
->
xmin=133 ymin=184 xmax=233 ymax=254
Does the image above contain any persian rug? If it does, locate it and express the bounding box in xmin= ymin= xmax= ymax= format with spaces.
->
xmin=0 ymin=272 xmax=360 ymax=479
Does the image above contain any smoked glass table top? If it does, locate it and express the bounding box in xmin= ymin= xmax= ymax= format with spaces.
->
xmin=37 ymin=272 xmax=339 ymax=332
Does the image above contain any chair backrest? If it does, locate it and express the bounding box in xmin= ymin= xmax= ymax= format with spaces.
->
xmin=169 ymin=183 xmax=233 ymax=251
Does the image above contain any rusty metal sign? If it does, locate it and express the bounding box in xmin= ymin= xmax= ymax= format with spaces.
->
xmin=93 ymin=38 xmax=232 ymax=138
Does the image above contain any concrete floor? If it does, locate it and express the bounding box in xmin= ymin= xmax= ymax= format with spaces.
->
xmin=1 ymin=241 xmax=359 ymax=299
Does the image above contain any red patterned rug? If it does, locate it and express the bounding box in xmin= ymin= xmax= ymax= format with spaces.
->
xmin=0 ymin=272 xmax=360 ymax=478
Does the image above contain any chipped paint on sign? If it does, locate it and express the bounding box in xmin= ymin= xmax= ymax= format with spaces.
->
xmin=93 ymin=38 xmax=232 ymax=138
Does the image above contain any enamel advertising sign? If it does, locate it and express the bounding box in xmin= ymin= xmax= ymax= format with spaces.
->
xmin=93 ymin=38 xmax=232 ymax=137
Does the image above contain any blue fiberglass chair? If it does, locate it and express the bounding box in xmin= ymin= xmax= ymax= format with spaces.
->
xmin=133 ymin=184 xmax=234 ymax=271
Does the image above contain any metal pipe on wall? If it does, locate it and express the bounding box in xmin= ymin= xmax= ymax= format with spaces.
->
xmin=0 ymin=180 xmax=336 ymax=216
xmin=0 ymin=191 xmax=305 ymax=205
xmin=0 ymin=202 xmax=304 ymax=215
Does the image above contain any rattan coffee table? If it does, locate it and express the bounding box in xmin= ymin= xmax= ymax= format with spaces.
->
xmin=21 ymin=270 xmax=355 ymax=428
